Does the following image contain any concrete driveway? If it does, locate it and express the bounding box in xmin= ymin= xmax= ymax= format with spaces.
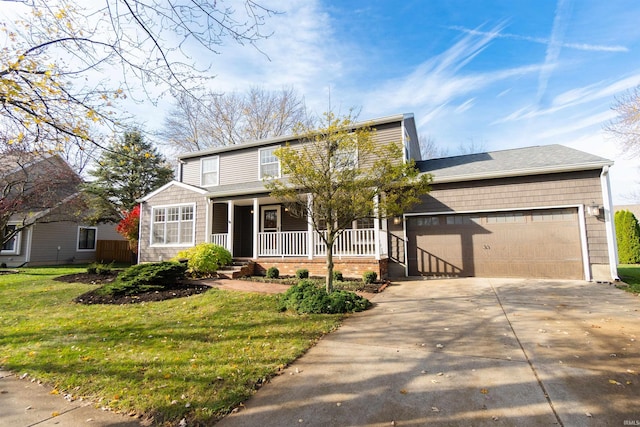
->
xmin=218 ymin=278 xmax=640 ymax=427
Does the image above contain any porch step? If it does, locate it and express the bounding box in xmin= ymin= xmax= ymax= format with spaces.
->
xmin=217 ymin=260 xmax=255 ymax=279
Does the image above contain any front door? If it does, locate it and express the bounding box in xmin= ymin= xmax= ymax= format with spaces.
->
xmin=260 ymin=205 xmax=281 ymax=255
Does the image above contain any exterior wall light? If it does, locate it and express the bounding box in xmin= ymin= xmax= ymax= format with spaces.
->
xmin=393 ymin=216 xmax=402 ymax=225
xmin=586 ymin=203 xmax=601 ymax=217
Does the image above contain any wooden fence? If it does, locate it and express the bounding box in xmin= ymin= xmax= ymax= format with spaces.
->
xmin=96 ymin=240 xmax=134 ymax=264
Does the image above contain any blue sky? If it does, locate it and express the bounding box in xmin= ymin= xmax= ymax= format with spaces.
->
xmin=3 ymin=1 xmax=639 ymax=203
xmin=158 ymin=0 xmax=639 ymax=204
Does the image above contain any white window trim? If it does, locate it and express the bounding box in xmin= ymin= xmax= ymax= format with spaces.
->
xmin=77 ymin=226 xmax=98 ymax=252
xmin=150 ymin=203 xmax=196 ymax=247
xmin=1 ymin=223 xmax=21 ymax=255
xmin=200 ymin=156 xmax=220 ymax=187
xmin=258 ymin=146 xmax=281 ymax=180
xmin=332 ymin=141 xmax=358 ymax=171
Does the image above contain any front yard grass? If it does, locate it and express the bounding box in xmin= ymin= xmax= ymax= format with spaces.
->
xmin=0 ymin=266 xmax=342 ymax=425
xmin=618 ymin=264 xmax=640 ymax=293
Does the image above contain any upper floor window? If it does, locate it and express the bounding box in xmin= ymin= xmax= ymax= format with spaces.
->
xmin=332 ymin=146 xmax=358 ymax=171
xmin=259 ymin=147 xmax=280 ymax=179
xmin=1 ymin=224 xmax=21 ymax=255
xmin=201 ymin=156 xmax=219 ymax=187
xmin=151 ymin=204 xmax=195 ymax=246
xmin=77 ymin=226 xmax=97 ymax=251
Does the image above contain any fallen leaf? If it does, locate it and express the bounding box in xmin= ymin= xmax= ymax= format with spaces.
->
xmin=52 ymin=412 xmax=60 ymax=417
xmin=399 ymin=389 xmax=407 ymax=394
xmin=431 ymin=406 xmax=440 ymax=412
xmin=50 ymin=389 xmax=59 ymax=395
xmin=608 ymin=379 xmax=622 ymax=386
xmin=480 ymin=388 xmax=489 ymax=394
xmin=585 ymin=412 xmax=592 ymax=417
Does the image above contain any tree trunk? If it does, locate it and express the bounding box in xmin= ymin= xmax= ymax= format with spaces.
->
xmin=325 ymin=247 xmax=334 ymax=293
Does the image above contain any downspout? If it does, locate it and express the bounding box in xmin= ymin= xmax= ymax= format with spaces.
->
xmin=601 ymin=165 xmax=620 ymax=281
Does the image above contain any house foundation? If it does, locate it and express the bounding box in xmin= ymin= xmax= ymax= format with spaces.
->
xmin=253 ymin=257 xmax=389 ymax=279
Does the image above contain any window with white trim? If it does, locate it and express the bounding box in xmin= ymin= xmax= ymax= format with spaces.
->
xmin=1 ymin=224 xmax=21 ymax=255
xmin=332 ymin=146 xmax=358 ymax=171
xmin=77 ymin=226 xmax=97 ymax=251
xmin=151 ymin=205 xmax=195 ymax=245
xmin=259 ymin=147 xmax=280 ymax=179
xmin=201 ymin=156 xmax=219 ymax=187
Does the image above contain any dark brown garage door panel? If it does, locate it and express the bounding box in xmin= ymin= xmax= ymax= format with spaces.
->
xmin=408 ymin=209 xmax=583 ymax=279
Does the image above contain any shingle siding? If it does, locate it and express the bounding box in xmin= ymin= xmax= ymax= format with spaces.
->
xmin=139 ymin=184 xmax=208 ymax=262
xmin=406 ymin=170 xmax=610 ymax=268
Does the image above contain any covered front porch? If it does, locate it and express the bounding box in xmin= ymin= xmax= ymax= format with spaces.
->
xmin=207 ymin=196 xmax=389 ymax=261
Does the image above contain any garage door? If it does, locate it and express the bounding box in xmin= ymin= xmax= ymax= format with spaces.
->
xmin=407 ymin=208 xmax=584 ymax=279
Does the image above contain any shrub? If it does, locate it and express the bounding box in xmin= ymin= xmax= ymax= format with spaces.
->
xmin=175 ymin=243 xmax=232 ymax=276
xmin=266 ymin=266 xmax=280 ymax=279
xmin=332 ymin=270 xmax=343 ymax=282
xmin=87 ymin=263 xmax=112 ymax=275
xmin=363 ymin=271 xmax=377 ymax=284
xmin=295 ymin=268 xmax=309 ymax=279
xmin=1 ymin=262 xmax=7 ymax=268
xmin=278 ymin=280 xmax=370 ymax=314
xmin=98 ymin=261 xmax=187 ymax=296
xmin=615 ymin=210 xmax=640 ymax=264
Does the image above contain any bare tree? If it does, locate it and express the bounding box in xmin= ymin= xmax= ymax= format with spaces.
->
xmin=419 ymin=134 xmax=448 ymax=159
xmin=606 ymin=86 xmax=640 ymax=157
xmin=160 ymin=87 xmax=308 ymax=154
xmin=455 ymin=138 xmax=487 ymax=155
xmin=0 ymin=0 xmax=276 ymax=155
xmin=1 ymin=149 xmax=85 ymax=246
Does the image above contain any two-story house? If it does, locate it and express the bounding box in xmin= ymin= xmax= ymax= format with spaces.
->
xmin=138 ymin=113 xmax=619 ymax=282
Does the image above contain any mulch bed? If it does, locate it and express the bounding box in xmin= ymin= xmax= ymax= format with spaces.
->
xmin=55 ymin=272 xmax=211 ymax=305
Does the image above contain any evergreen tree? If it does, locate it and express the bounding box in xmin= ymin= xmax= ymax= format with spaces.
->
xmin=85 ymin=130 xmax=173 ymax=222
xmin=614 ymin=210 xmax=640 ymax=264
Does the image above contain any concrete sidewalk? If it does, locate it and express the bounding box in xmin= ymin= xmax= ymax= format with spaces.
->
xmin=217 ymin=278 xmax=640 ymax=426
xmin=0 ymin=369 xmax=141 ymax=426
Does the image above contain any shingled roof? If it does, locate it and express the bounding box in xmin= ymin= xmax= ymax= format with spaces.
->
xmin=417 ymin=144 xmax=612 ymax=183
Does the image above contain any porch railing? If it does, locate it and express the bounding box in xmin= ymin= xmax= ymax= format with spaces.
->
xmin=211 ymin=233 xmax=228 ymax=249
xmin=258 ymin=231 xmax=308 ymax=257
xmin=211 ymin=228 xmax=383 ymax=258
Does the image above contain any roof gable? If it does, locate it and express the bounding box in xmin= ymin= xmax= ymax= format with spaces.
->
xmin=418 ymin=145 xmax=612 ymax=183
xmin=138 ymin=180 xmax=208 ymax=202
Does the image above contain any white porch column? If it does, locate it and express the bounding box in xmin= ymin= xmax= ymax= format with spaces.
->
xmin=253 ymin=198 xmax=259 ymax=259
xmin=205 ymin=199 xmax=211 ymax=243
xmin=373 ymin=195 xmax=381 ymax=260
xmin=227 ymin=200 xmax=234 ymax=256
xmin=307 ymin=194 xmax=314 ymax=259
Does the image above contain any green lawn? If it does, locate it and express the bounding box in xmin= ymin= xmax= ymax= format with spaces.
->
xmin=0 ymin=266 xmax=342 ymax=425
xmin=618 ymin=264 xmax=640 ymax=293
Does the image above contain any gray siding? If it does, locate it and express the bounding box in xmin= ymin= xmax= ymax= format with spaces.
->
xmin=1 ymin=221 xmax=121 ymax=267
xmin=220 ymin=149 xmax=261 ymax=185
xmin=139 ymin=184 xmax=208 ymax=263
xmin=181 ymin=157 xmax=202 ymax=187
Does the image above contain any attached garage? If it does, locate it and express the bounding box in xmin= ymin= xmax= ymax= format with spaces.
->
xmin=388 ymin=145 xmax=619 ymax=282
xmin=407 ymin=208 xmax=584 ymax=279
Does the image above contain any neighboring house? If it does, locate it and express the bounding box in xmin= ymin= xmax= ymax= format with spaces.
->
xmin=138 ymin=113 xmax=618 ymax=282
xmin=0 ymin=153 xmax=124 ymax=267
xmin=614 ymin=204 xmax=640 ymax=220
